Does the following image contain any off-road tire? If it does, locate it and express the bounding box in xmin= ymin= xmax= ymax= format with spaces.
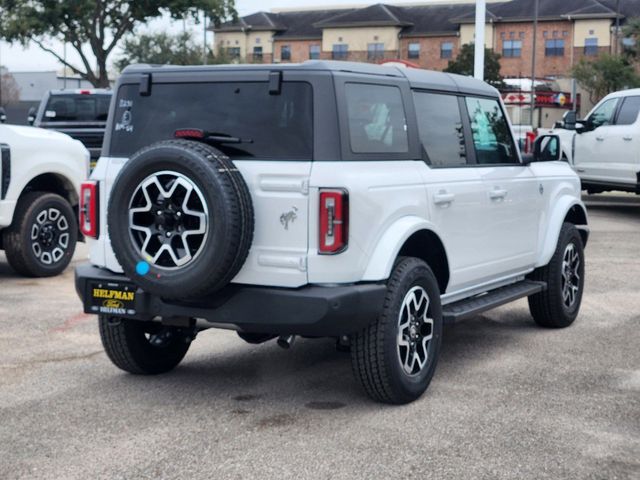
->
xmin=108 ymin=140 xmax=254 ymax=299
xmin=2 ymin=191 xmax=77 ymax=277
xmin=351 ymin=257 xmax=443 ymax=404
xmin=528 ymin=223 xmax=585 ymax=328
xmin=98 ymin=316 xmax=191 ymax=374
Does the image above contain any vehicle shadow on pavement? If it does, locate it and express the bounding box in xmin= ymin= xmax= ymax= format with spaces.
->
xmin=92 ymin=309 xmax=536 ymax=408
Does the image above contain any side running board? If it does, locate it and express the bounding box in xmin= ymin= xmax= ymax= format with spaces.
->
xmin=442 ymin=280 xmax=546 ymax=324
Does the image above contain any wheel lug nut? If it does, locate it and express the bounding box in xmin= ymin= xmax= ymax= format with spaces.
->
xmin=157 ymin=210 xmax=162 ymax=216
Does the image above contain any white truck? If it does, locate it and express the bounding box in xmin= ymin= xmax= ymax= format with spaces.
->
xmin=0 ymin=124 xmax=89 ymax=276
xmin=75 ymin=61 xmax=589 ymax=404
xmin=549 ymin=88 xmax=640 ymax=194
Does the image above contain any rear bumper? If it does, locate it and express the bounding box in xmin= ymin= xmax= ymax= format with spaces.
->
xmin=75 ymin=263 xmax=386 ymax=336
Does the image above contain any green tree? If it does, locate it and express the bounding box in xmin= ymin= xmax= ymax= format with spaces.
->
xmin=571 ymin=54 xmax=640 ymax=104
xmin=444 ymin=43 xmax=504 ymax=88
xmin=115 ymin=31 xmax=215 ymax=72
xmin=622 ymin=17 xmax=640 ymax=58
xmin=0 ymin=1 xmax=236 ymax=87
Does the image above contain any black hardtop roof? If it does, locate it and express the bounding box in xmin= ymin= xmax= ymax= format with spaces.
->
xmin=121 ymin=60 xmax=498 ymax=97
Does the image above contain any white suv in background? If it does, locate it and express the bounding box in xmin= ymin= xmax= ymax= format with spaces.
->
xmin=76 ymin=61 xmax=589 ymax=404
xmin=551 ymin=89 xmax=640 ymax=194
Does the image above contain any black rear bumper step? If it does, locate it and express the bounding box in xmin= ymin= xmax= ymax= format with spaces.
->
xmin=443 ymin=280 xmax=546 ymax=324
xmin=75 ymin=263 xmax=386 ymax=337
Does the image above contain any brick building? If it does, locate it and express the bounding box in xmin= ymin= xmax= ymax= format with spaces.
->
xmin=213 ymin=0 xmax=640 ymax=79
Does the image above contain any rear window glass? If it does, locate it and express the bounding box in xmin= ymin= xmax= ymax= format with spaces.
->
xmin=110 ymin=82 xmax=313 ymax=159
xmin=345 ymin=83 xmax=408 ymax=154
xmin=44 ymin=94 xmax=111 ymax=122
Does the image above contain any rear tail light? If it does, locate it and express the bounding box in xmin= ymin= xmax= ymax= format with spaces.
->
xmin=319 ymin=189 xmax=348 ymax=254
xmin=79 ymin=181 xmax=99 ymax=238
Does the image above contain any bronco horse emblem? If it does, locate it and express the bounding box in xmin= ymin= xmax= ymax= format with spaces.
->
xmin=280 ymin=207 xmax=298 ymax=230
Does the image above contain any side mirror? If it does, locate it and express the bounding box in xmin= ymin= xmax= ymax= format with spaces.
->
xmin=533 ymin=134 xmax=562 ymax=162
xmin=575 ymin=121 xmax=587 ymax=134
xmin=0 ymin=107 xmax=6 ymax=124
xmin=562 ymin=110 xmax=577 ymax=130
xmin=27 ymin=107 xmax=36 ymax=125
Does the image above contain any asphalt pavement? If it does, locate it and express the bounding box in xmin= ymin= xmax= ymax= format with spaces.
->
xmin=0 ymin=193 xmax=638 ymax=480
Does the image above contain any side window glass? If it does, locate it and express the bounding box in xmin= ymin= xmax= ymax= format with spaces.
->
xmin=345 ymin=83 xmax=408 ymax=154
xmin=464 ymin=97 xmax=518 ymax=165
xmin=615 ymin=96 xmax=640 ymax=126
xmin=588 ymin=98 xmax=619 ymax=128
xmin=413 ymin=91 xmax=466 ymax=167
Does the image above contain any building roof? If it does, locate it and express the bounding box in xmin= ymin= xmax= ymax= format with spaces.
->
xmin=313 ymin=4 xmax=410 ymax=28
xmin=397 ymin=4 xmax=475 ymax=36
xmin=274 ymin=10 xmax=355 ymax=39
xmin=214 ymin=1 xmax=635 ymax=38
xmin=455 ymin=0 xmax=619 ymax=23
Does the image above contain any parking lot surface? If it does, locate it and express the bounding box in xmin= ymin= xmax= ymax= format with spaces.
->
xmin=1 ymin=194 xmax=639 ymax=480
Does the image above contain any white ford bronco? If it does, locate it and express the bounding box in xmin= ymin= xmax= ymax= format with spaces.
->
xmin=0 ymin=124 xmax=88 ymax=276
xmin=75 ymin=61 xmax=589 ymax=404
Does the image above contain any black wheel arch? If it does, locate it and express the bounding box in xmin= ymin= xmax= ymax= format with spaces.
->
xmin=397 ymin=229 xmax=449 ymax=294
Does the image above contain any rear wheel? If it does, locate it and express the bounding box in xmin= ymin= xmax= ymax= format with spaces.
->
xmin=98 ymin=316 xmax=191 ymax=374
xmin=3 ymin=192 xmax=77 ymax=277
xmin=351 ymin=257 xmax=443 ymax=404
xmin=528 ymin=223 xmax=585 ymax=328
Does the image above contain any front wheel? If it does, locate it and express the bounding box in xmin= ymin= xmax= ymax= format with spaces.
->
xmin=528 ymin=223 xmax=585 ymax=328
xmin=99 ymin=316 xmax=191 ymax=374
xmin=351 ymin=257 xmax=443 ymax=404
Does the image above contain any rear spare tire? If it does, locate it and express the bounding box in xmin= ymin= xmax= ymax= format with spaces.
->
xmin=108 ymin=140 xmax=254 ymax=299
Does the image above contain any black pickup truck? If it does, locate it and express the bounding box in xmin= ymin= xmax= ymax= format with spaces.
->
xmin=29 ymin=89 xmax=112 ymax=168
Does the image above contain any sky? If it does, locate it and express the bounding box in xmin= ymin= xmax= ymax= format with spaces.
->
xmin=0 ymin=0 xmax=479 ymax=74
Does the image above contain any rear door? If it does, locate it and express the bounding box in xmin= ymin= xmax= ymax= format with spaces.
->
xmin=602 ymin=95 xmax=640 ymax=186
xmin=411 ymin=90 xmax=488 ymax=293
xmin=104 ymin=72 xmax=315 ymax=287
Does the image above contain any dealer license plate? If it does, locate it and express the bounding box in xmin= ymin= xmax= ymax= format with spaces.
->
xmin=88 ymin=282 xmax=137 ymax=316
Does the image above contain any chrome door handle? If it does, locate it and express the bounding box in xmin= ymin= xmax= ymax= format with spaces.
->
xmin=623 ymin=136 xmax=633 ymax=141
xmin=433 ymin=191 xmax=455 ymax=205
xmin=596 ymin=136 xmax=605 ymax=141
xmin=489 ymin=188 xmax=508 ymax=200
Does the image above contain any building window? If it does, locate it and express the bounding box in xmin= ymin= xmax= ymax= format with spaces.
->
xmin=253 ymin=46 xmax=263 ymax=61
xmin=503 ymin=40 xmax=522 ymax=58
xmin=441 ymin=42 xmax=453 ymax=59
xmin=543 ymin=31 xmax=548 ymax=38
xmin=281 ymin=45 xmax=291 ymax=61
xmin=519 ymin=32 xmax=525 ymax=39
xmin=563 ymin=31 xmax=569 ymax=37
xmin=408 ymin=43 xmax=420 ymax=59
xmin=332 ymin=44 xmax=348 ymax=60
xmin=584 ymin=38 xmax=598 ymax=56
xmin=367 ymin=42 xmax=385 ymax=61
xmin=309 ymin=45 xmax=320 ymax=60
xmin=255 ymin=38 xmax=261 ymax=44
xmin=545 ymin=39 xmax=565 ymax=56
xmin=227 ymin=47 xmax=241 ymax=59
